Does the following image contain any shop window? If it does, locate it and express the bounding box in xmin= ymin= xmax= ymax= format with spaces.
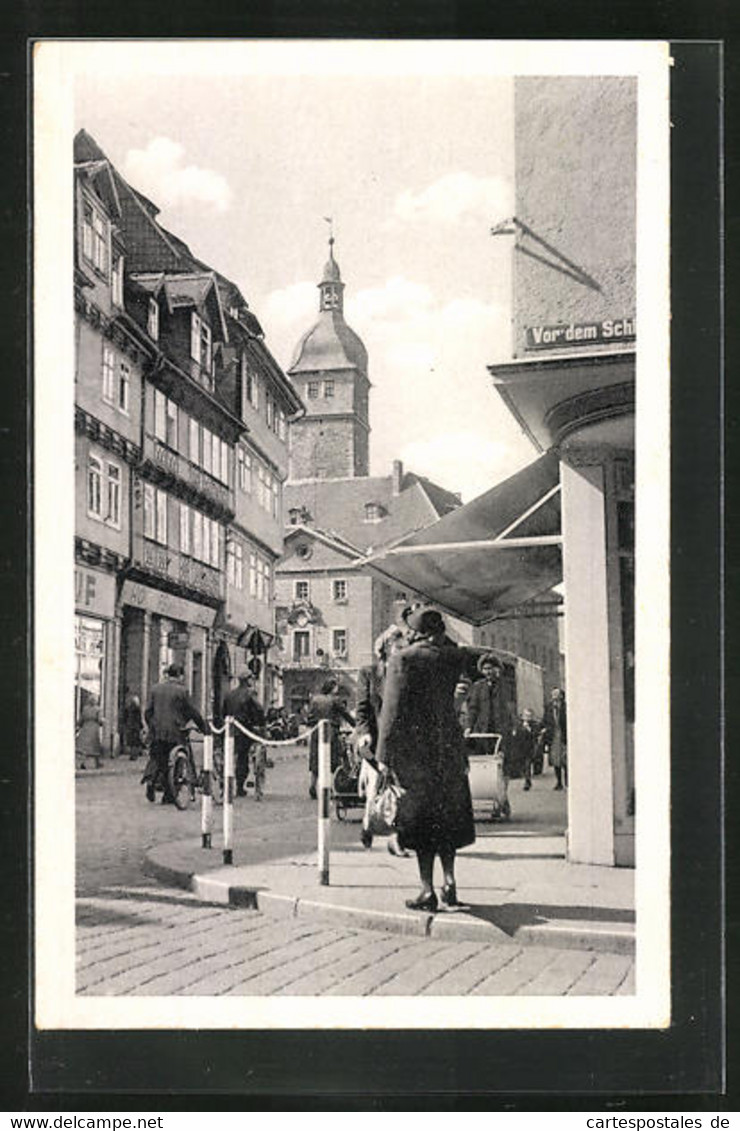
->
xmin=75 ymin=615 xmax=105 ymax=725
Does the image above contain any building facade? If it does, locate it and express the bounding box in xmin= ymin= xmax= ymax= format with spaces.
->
xmin=489 ymin=76 xmax=636 ymax=865
xmin=74 ymin=130 xmax=301 ymax=744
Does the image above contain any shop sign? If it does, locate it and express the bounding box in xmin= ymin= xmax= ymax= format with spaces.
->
xmin=75 ymin=567 xmax=116 ymax=618
xmin=121 ymin=579 xmax=217 ymax=628
xmin=525 ymin=317 xmax=636 ymax=350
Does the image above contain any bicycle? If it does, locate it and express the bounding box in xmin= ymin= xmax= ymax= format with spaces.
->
xmin=167 ymin=728 xmax=224 ymax=811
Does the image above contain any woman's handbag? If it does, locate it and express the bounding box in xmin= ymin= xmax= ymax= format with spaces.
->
xmin=367 ymin=771 xmax=405 ymax=837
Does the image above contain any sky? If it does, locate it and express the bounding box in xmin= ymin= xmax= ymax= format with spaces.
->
xmin=72 ymin=41 xmax=540 ymax=501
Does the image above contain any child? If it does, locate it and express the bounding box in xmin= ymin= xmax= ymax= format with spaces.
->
xmin=502 ymin=707 xmax=538 ymax=792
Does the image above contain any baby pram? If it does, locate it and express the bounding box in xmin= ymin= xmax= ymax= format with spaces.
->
xmin=466 ymin=733 xmax=510 ymax=822
xmin=331 ymin=732 xmax=364 ymax=820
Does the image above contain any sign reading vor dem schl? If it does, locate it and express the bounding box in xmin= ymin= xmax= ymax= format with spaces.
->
xmin=525 ymin=317 xmax=636 ymax=350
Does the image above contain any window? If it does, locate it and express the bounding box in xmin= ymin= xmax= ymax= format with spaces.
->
xmin=202 ymin=428 xmax=212 ymax=476
xmin=249 ymin=552 xmax=257 ymax=597
xmin=271 ymin=477 xmax=279 ymax=519
xmin=154 ymin=390 xmax=177 ymax=447
xmin=102 ymin=346 xmax=115 ymax=404
xmin=192 ymin=510 xmax=203 ymax=560
xmin=307 ymin=381 xmax=319 ymax=399
xmin=147 ymin=297 xmax=159 ymax=340
xmin=237 ymin=447 xmax=251 ymax=492
xmin=190 ymin=312 xmax=201 ymax=362
xmin=293 ymin=631 xmax=310 ymax=662
xmin=111 ymin=252 xmax=124 ymax=307
xmin=202 ymin=514 xmax=211 ymax=566
xmin=189 ymin=418 xmax=200 ymax=466
xmin=278 ymin=410 xmax=287 ymax=441
xmin=201 ymin=321 xmax=212 ymax=374
xmin=262 ymin=560 xmax=271 ymax=603
xmin=295 ymin=580 xmax=310 ymax=601
xmin=266 ymin=393 xmax=274 ymax=429
xmin=242 ymin=356 xmax=259 ymax=410
xmin=118 ymin=361 xmax=130 ymax=415
xmin=156 ymin=488 xmax=167 ymax=544
xmin=106 ymin=464 xmax=121 ymax=527
xmin=211 ymin=520 xmax=221 ymax=569
xmin=364 ymin=502 xmax=383 ymax=522
xmin=220 ymin=438 xmax=229 ymax=485
xmin=332 ymin=579 xmax=348 ymax=602
xmin=332 ymin=629 xmax=347 ymax=656
xmin=323 ymin=379 xmax=334 ymax=399
xmin=227 ymin=539 xmax=243 ymax=589
xmin=87 ymin=454 xmax=102 ymax=518
xmin=143 ymin=483 xmax=167 ymax=544
xmin=180 ymin=502 xmax=190 ymax=555
xmin=88 ymin=454 xmax=121 ymax=527
xmin=81 ymin=196 xmax=108 ymax=276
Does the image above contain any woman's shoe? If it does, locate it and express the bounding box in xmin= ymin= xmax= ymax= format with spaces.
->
xmin=440 ymin=883 xmax=464 ymax=910
xmin=405 ymin=892 xmax=438 ymax=913
xmin=387 ymin=834 xmax=412 ymax=858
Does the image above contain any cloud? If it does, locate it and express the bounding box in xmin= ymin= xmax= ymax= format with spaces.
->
xmin=124 ymin=137 xmax=232 ymax=213
xmin=392 ymin=172 xmax=513 ymax=226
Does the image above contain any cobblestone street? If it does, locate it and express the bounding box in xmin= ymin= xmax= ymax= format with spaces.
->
xmin=76 ymin=755 xmax=635 ymax=997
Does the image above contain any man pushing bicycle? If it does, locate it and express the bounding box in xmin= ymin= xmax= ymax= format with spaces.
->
xmin=143 ymin=663 xmax=210 ymax=804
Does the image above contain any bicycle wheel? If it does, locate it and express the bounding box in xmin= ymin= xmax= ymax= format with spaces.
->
xmin=169 ymin=747 xmax=195 ymax=810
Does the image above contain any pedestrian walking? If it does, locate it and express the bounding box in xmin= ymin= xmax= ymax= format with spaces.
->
xmin=223 ymin=671 xmax=267 ymax=799
xmin=502 ymin=707 xmax=538 ymax=793
xmin=540 ymin=687 xmax=568 ymax=790
xmin=76 ymin=694 xmax=104 ymax=769
xmin=375 ymin=606 xmax=476 ymax=912
xmin=307 ymin=678 xmax=355 ymax=800
xmin=355 ymin=624 xmax=409 ymax=853
xmin=465 ymin=654 xmax=507 ymax=754
xmin=120 ymin=688 xmax=144 ymax=761
xmin=143 ymin=664 xmax=209 ymax=804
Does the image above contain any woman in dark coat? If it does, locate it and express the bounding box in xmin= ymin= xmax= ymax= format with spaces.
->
xmin=307 ymin=677 xmax=355 ymax=799
xmin=376 ymin=607 xmax=476 ymax=913
xmin=121 ymin=689 xmax=144 ymax=760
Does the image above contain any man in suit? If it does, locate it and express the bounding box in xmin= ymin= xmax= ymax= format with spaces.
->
xmin=144 ymin=663 xmax=209 ymax=803
xmin=223 ymin=670 xmax=266 ymax=798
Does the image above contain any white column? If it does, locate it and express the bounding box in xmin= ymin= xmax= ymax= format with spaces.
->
xmin=560 ymin=458 xmax=615 ymax=865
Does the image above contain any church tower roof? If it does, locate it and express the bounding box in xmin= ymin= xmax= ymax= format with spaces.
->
xmin=289 ymin=236 xmax=368 ymax=374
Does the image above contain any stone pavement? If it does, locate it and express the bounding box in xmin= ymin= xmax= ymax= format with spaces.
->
xmin=76 ymin=884 xmax=635 ymax=997
xmin=144 ymin=767 xmax=635 ymax=955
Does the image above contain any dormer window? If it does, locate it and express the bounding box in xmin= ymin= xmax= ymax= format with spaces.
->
xmin=81 ymin=195 xmax=108 ymax=277
xmin=364 ymin=502 xmax=385 ymax=523
xmin=148 ymin=297 xmax=159 ymax=340
xmin=190 ymin=311 xmax=213 ymax=374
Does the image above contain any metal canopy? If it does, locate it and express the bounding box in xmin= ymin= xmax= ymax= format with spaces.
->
xmin=361 ymin=450 xmax=563 ymax=626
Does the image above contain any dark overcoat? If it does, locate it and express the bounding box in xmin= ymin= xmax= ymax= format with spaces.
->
xmin=223 ymin=684 xmax=266 ymax=757
xmin=540 ymin=698 xmax=567 ymax=768
xmin=307 ymin=694 xmax=355 ymax=774
xmin=145 ymin=678 xmax=208 ymax=745
xmin=502 ymin=721 xmax=537 ymax=779
xmin=375 ymin=639 xmax=475 ymax=853
xmin=354 ymin=663 xmax=384 ymax=755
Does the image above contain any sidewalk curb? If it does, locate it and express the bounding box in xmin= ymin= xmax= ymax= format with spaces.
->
xmin=143 ymin=842 xmax=635 ymax=954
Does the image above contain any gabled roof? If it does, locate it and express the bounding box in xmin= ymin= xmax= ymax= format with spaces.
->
xmin=283 ymin=523 xmax=364 ymax=562
xmin=130 ymin=270 xmax=229 ymax=342
xmin=283 ymin=468 xmax=461 ymax=555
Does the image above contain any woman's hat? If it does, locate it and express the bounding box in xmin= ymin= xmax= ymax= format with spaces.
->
xmin=405 ymin=606 xmax=446 ymax=636
xmin=477 ymin=653 xmax=502 ymax=674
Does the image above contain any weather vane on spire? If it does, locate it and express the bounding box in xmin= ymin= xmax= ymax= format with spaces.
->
xmin=323 ymin=215 xmax=334 ymax=246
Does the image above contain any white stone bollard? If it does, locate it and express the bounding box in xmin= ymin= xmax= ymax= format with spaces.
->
xmin=201 ymin=732 xmax=214 ymax=849
xmin=317 ymin=719 xmax=331 ymax=885
xmin=223 ymin=717 xmax=235 ymax=866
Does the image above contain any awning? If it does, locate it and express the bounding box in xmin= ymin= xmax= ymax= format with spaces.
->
xmin=361 ymin=450 xmax=562 ymax=626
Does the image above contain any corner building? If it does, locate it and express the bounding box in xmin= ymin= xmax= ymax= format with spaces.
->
xmin=489 ymin=77 xmax=636 ymax=865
